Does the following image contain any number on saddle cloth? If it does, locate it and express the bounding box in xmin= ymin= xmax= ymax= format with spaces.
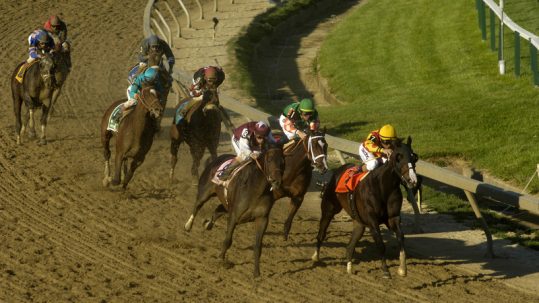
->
xmin=174 ymin=100 xmax=191 ymax=125
xmin=107 ymin=104 xmax=124 ymax=132
xmin=211 ymin=158 xmax=236 ymax=185
xmin=15 ymin=61 xmax=38 ymax=83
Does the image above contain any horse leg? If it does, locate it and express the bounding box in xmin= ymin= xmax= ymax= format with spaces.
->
xmin=13 ymin=93 xmax=23 ymax=145
xmin=123 ymin=158 xmax=143 ymax=189
xmin=370 ymin=225 xmax=391 ymax=279
xmin=189 ymin=144 xmax=204 ymax=183
xmin=102 ymin=131 xmax=113 ymax=187
xmin=203 ymin=204 xmax=226 ymax=230
xmin=253 ymin=214 xmax=270 ymax=278
xmin=28 ymin=108 xmax=36 ymax=139
xmin=312 ymin=184 xmax=342 ymax=262
xmin=38 ymin=103 xmax=50 ymax=145
xmin=111 ymin=150 xmax=124 ymax=186
xmin=388 ymin=216 xmax=407 ymax=277
xmin=283 ymin=196 xmax=304 ymax=241
xmin=169 ymin=136 xmax=181 ymax=184
xmin=47 ymin=87 xmax=61 ymax=124
xmin=345 ymin=221 xmax=366 ymax=274
xmin=220 ymin=215 xmax=238 ymax=269
xmin=184 ymin=183 xmax=217 ymax=231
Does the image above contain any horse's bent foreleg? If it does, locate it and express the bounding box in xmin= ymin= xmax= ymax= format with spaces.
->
xmin=190 ymin=144 xmax=204 ymax=182
xmin=184 ymin=184 xmax=217 ymax=231
xmin=204 ymin=204 xmax=227 ymax=230
xmin=220 ymin=215 xmax=238 ymax=264
xmin=370 ymin=225 xmax=390 ymax=279
xmin=312 ymin=189 xmax=341 ymax=262
xmin=388 ymin=216 xmax=407 ymax=277
xmin=253 ymin=215 xmax=270 ymax=278
xmin=283 ymin=196 xmax=304 ymax=241
xmin=345 ymin=221 xmax=366 ymax=274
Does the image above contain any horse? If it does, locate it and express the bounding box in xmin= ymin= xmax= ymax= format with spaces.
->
xmin=312 ymin=137 xmax=418 ymax=279
xmin=47 ymin=42 xmax=71 ymax=123
xmin=169 ymin=87 xmax=221 ymax=182
xmin=100 ymin=86 xmax=163 ymax=189
xmin=184 ymin=143 xmax=284 ymax=277
xmin=11 ymin=54 xmax=55 ymax=145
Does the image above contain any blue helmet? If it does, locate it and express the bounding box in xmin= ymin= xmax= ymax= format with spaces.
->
xmin=36 ymin=30 xmax=49 ymax=43
xmin=147 ymin=35 xmax=159 ymax=46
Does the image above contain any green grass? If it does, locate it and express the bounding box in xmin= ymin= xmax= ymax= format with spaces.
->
xmin=318 ymin=0 xmax=539 ymax=192
xmin=505 ymin=0 xmax=539 ymax=34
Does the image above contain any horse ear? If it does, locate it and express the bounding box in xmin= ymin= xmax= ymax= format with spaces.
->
xmin=407 ymin=136 xmax=412 ymax=146
xmin=322 ymin=126 xmax=327 ymax=135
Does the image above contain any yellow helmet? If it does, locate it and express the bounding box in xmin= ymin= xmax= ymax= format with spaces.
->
xmin=379 ymin=124 xmax=397 ymax=141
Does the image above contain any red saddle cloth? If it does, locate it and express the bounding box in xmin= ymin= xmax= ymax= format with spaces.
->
xmin=335 ymin=167 xmax=368 ymax=193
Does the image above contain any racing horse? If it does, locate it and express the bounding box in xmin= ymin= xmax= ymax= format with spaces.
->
xmin=274 ymin=129 xmax=328 ymax=240
xmin=169 ymin=87 xmax=221 ymax=182
xmin=100 ymin=86 xmax=163 ymax=189
xmin=11 ymin=54 xmax=55 ymax=145
xmin=312 ymin=137 xmax=418 ymax=279
xmin=184 ymin=143 xmax=284 ymax=277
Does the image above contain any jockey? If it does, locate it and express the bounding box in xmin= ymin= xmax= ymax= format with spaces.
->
xmin=189 ymin=66 xmax=225 ymax=98
xmin=358 ymin=124 xmax=397 ymax=172
xmin=120 ymin=66 xmax=165 ymax=114
xmin=279 ymin=98 xmax=320 ymax=140
xmin=43 ymin=15 xmax=68 ymax=51
xmin=27 ymin=29 xmax=54 ymax=63
xmin=139 ymin=35 xmax=175 ymax=76
xmin=219 ymin=121 xmax=275 ymax=180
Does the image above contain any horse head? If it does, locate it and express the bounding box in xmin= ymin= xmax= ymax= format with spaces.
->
xmin=303 ymin=128 xmax=328 ymax=174
xmin=260 ymin=142 xmax=284 ymax=190
xmin=201 ymin=87 xmax=220 ymax=115
xmin=389 ymin=136 xmax=418 ymax=189
xmin=38 ymin=55 xmax=55 ymax=88
xmin=138 ymin=87 xmax=163 ymax=119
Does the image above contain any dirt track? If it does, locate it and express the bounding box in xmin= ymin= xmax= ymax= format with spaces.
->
xmin=1 ymin=1 xmax=538 ymax=302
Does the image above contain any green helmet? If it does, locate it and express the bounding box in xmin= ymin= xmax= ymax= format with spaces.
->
xmin=299 ymin=98 xmax=315 ymax=113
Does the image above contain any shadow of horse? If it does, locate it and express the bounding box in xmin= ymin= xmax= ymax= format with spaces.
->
xmin=169 ymin=88 xmax=221 ymax=182
xmin=100 ymin=87 xmax=163 ymax=189
xmin=11 ymin=54 xmax=55 ymax=145
xmin=313 ymin=137 xmax=419 ymax=279
xmin=184 ymin=143 xmax=284 ymax=277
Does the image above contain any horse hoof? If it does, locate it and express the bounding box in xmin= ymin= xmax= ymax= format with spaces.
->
xmin=398 ymin=268 xmax=407 ymax=277
xmin=382 ymin=271 xmax=392 ymax=279
xmin=346 ymin=262 xmax=353 ymax=274
xmin=222 ymin=260 xmax=234 ymax=270
xmin=28 ymin=131 xmax=36 ymax=139
xmin=203 ymin=219 xmax=213 ymax=230
xmin=37 ymin=139 xmax=47 ymax=146
xmin=111 ymin=179 xmax=120 ymax=186
xmin=311 ymin=251 xmax=319 ymax=262
xmin=102 ymin=178 xmax=110 ymax=187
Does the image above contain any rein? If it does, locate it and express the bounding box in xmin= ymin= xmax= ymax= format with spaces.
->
xmin=136 ymin=90 xmax=160 ymax=112
xmin=254 ymin=149 xmax=283 ymax=183
xmin=307 ymin=135 xmax=326 ymax=163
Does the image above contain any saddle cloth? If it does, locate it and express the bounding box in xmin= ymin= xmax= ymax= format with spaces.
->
xmin=335 ymin=167 xmax=369 ymax=193
xmin=15 ymin=61 xmax=38 ymax=83
xmin=106 ymin=104 xmax=124 ymax=132
xmin=174 ymin=97 xmax=203 ymax=125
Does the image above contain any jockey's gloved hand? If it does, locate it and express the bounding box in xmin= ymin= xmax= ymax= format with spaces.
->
xmin=250 ymin=152 xmax=260 ymax=160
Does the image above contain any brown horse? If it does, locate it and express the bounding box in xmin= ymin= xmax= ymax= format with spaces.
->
xmin=11 ymin=54 xmax=55 ymax=145
xmin=100 ymin=87 xmax=163 ymax=189
xmin=169 ymin=87 xmax=221 ymax=182
xmin=184 ymin=143 xmax=284 ymax=277
xmin=312 ymin=137 xmax=418 ymax=279
xmin=274 ymin=129 xmax=328 ymax=240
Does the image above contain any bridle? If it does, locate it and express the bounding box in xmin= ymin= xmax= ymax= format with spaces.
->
xmin=390 ymin=146 xmax=418 ymax=188
xmin=137 ymin=88 xmax=163 ymax=118
xmin=304 ymin=133 xmax=328 ymax=171
xmin=254 ymin=146 xmax=283 ymax=186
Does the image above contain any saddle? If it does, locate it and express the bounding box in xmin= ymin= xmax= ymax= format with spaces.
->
xmin=174 ymin=97 xmax=204 ymax=125
xmin=212 ymin=158 xmax=252 ymax=206
xmin=335 ymin=166 xmax=369 ymax=193
xmin=15 ymin=60 xmax=38 ymax=83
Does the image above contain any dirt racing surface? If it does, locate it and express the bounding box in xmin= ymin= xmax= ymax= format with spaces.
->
xmin=0 ymin=0 xmax=538 ymax=302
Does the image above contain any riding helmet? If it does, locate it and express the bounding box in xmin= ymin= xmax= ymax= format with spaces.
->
xmin=254 ymin=121 xmax=270 ymax=137
xmin=299 ymin=98 xmax=315 ymax=113
xmin=379 ymin=124 xmax=397 ymax=141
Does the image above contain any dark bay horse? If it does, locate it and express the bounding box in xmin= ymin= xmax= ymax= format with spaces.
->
xmin=169 ymin=88 xmax=221 ymax=182
xmin=100 ymin=87 xmax=163 ymax=189
xmin=273 ymin=130 xmax=328 ymax=240
xmin=11 ymin=55 xmax=55 ymax=145
xmin=184 ymin=143 xmax=284 ymax=277
xmin=312 ymin=137 xmax=418 ymax=278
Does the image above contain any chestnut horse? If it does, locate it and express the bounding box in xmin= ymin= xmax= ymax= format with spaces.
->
xmin=184 ymin=143 xmax=284 ymax=277
xmin=100 ymin=87 xmax=163 ymax=189
xmin=48 ymin=42 xmax=71 ymax=123
xmin=169 ymin=87 xmax=221 ymax=181
xmin=312 ymin=137 xmax=418 ymax=279
xmin=11 ymin=54 xmax=55 ymax=145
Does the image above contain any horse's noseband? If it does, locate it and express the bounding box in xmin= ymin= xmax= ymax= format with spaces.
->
xmin=307 ymin=135 xmax=328 ymax=171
